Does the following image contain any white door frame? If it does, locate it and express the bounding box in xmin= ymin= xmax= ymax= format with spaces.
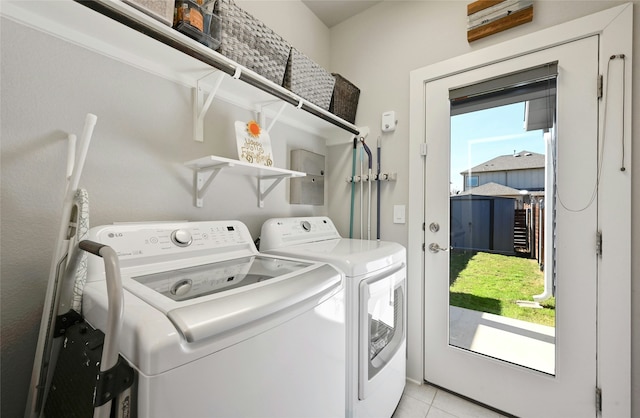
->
xmin=407 ymin=4 xmax=632 ymax=417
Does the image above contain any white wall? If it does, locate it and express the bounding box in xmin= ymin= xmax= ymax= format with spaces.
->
xmin=0 ymin=2 xmax=330 ymax=415
xmin=327 ymin=1 xmax=639 ymax=416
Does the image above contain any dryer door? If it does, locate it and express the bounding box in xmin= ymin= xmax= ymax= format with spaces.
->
xmin=358 ymin=263 xmax=406 ymax=400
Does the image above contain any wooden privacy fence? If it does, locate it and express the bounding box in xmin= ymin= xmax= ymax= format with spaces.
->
xmin=514 ymin=209 xmax=529 ymax=254
xmin=514 ymin=205 xmax=545 ymax=268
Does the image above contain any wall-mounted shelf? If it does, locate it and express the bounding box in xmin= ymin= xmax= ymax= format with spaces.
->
xmin=185 ymin=155 xmax=306 ymax=208
xmin=1 ymin=0 xmax=359 ymax=142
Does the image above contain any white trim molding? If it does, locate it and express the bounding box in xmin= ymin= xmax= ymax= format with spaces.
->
xmin=408 ymin=3 xmax=632 ymax=417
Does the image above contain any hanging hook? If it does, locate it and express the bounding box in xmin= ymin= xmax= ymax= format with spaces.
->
xmin=233 ymin=66 xmax=242 ymax=79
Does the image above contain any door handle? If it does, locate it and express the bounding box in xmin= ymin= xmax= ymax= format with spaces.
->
xmin=428 ymin=243 xmax=450 ymax=253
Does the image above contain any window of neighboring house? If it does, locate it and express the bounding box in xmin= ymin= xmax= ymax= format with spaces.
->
xmin=466 ymin=176 xmax=479 ymax=188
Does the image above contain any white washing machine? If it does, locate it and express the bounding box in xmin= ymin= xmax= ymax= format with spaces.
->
xmin=260 ymin=216 xmax=406 ymax=418
xmin=82 ymin=220 xmax=346 ymax=418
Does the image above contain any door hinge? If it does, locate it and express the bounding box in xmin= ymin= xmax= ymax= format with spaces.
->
xmin=597 ymin=74 xmax=603 ymax=99
xmin=596 ymin=231 xmax=603 ymax=256
xmin=422 ymin=222 xmax=425 ymax=231
xmin=422 ymin=243 xmax=425 ymax=252
xmin=595 ymin=387 xmax=602 ymax=412
xmin=420 ymin=143 xmax=428 ymax=156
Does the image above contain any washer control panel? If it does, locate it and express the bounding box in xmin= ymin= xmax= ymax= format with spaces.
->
xmin=170 ymin=229 xmax=193 ymax=247
xmin=87 ymin=221 xmax=253 ymax=262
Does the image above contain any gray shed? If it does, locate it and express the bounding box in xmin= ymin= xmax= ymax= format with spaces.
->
xmin=450 ymin=194 xmax=515 ymax=254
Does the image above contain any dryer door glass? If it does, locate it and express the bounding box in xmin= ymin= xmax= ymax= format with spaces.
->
xmin=358 ymin=265 xmax=406 ymax=399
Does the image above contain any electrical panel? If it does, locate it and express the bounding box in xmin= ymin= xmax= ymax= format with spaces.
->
xmin=290 ymin=149 xmax=324 ymax=205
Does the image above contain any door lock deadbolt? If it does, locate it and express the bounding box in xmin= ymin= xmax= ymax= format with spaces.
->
xmin=429 ymin=222 xmax=440 ymax=233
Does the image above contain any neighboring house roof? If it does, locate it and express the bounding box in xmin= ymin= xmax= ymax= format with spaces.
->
xmin=455 ymin=182 xmax=522 ymax=197
xmin=461 ymin=150 xmax=545 ymax=174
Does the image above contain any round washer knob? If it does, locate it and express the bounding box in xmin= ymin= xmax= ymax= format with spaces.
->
xmin=170 ymin=279 xmax=192 ymax=297
xmin=301 ymin=221 xmax=311 ymax=232
xmin=171 ymin=229 xmax=193 ymax=247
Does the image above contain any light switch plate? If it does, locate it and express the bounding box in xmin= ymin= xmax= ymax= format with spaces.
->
xmin=393 ymin=204 xmax=406 ymax=224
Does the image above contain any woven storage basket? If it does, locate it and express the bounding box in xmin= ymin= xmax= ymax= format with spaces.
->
xmin=124 ymin=0 xmax=173 ymax=26
xmin=214 ymin=0 xmax=291 ymax=85
xmin=329 ymin=73 xmax=360 ymax=124
xmin=283 ymin=48 xmax=336 ymax=110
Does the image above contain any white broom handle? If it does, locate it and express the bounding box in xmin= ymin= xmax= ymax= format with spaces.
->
xmin=69 ymin=113 xmax=97 ymax=192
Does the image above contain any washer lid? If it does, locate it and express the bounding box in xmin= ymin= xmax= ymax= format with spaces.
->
xmin=264 ymin=239 xmax=406 ymax=277
xmin=165 ymin=262 xmax=342 ymax=342
xmin=124 ymin=256 xmax=343 ymax=343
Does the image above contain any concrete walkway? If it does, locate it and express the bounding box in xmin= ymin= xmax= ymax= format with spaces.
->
xmin=449 ymin=306 xmax=556 ymax=374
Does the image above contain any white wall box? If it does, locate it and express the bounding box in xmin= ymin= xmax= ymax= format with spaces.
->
xmin=290 ymin=149 xmax=325 ymax=205
xmin=0 ymin=0 xmax=359 ymax=143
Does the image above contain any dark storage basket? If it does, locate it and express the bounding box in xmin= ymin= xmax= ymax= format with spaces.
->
xmin=284 ymin=48 xmax=336 ymax=110
xmin=213 ymin=0 xmax=291 ymax=85
xmin=329 ymin=73 xmax=360 ymax=124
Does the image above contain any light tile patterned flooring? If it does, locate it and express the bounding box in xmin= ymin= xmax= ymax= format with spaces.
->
xmin=392 ymin=381 xmax=509 ymax=418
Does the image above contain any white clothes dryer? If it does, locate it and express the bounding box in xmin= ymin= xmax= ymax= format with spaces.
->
xmin=260 ymin=216 xmax=406 ymax=418
xmin=82 ymin=220 xmax=346 ymax=418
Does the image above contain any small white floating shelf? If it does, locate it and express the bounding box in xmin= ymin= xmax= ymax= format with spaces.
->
xmin=185 ymin=155 xmax=306 ymax=208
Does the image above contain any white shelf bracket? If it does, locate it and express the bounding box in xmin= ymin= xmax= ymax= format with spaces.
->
xmin=267 ymin=102 xmax=288 ymax=133
xmin=192 ymin=163 xmax=229 ymax=207
xmin=254 ymin=100 xmax=288 ymax=133
xmin=257 ymin=175 xmax=287 ymax=208
xmin=193 ymin=71 xmax=225 ymax=142
xmin=254 ymin=100 xmax=278 ymax=128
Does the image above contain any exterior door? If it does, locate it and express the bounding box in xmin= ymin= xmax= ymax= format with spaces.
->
xmin=423 ymin=36 xmax=598 ymax=417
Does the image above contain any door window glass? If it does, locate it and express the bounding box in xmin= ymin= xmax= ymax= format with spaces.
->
xmin=448 ymin=65 xmax=557 ymax=374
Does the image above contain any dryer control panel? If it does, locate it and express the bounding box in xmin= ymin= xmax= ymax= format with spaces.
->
xmin=260 ymin=217 xmax=341 ymax=250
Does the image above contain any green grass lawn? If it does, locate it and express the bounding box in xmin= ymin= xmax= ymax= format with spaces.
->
xmin=449 ymin=250 xmax=556 ymax=327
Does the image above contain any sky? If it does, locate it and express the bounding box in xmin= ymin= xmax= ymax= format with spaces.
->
xmin=450 ymin=102 xmax=545 ymax=193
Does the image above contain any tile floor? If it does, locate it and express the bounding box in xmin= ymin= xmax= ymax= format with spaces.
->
xmin=392 ymin=381 xmax=509 ymax=418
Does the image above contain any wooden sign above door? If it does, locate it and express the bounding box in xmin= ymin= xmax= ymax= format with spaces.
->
xmin=467 ymin=0 xmax=533 ymax=42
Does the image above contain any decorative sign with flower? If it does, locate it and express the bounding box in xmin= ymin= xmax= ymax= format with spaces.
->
xmin=235 ymin=120 xmax=273 ymax=166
